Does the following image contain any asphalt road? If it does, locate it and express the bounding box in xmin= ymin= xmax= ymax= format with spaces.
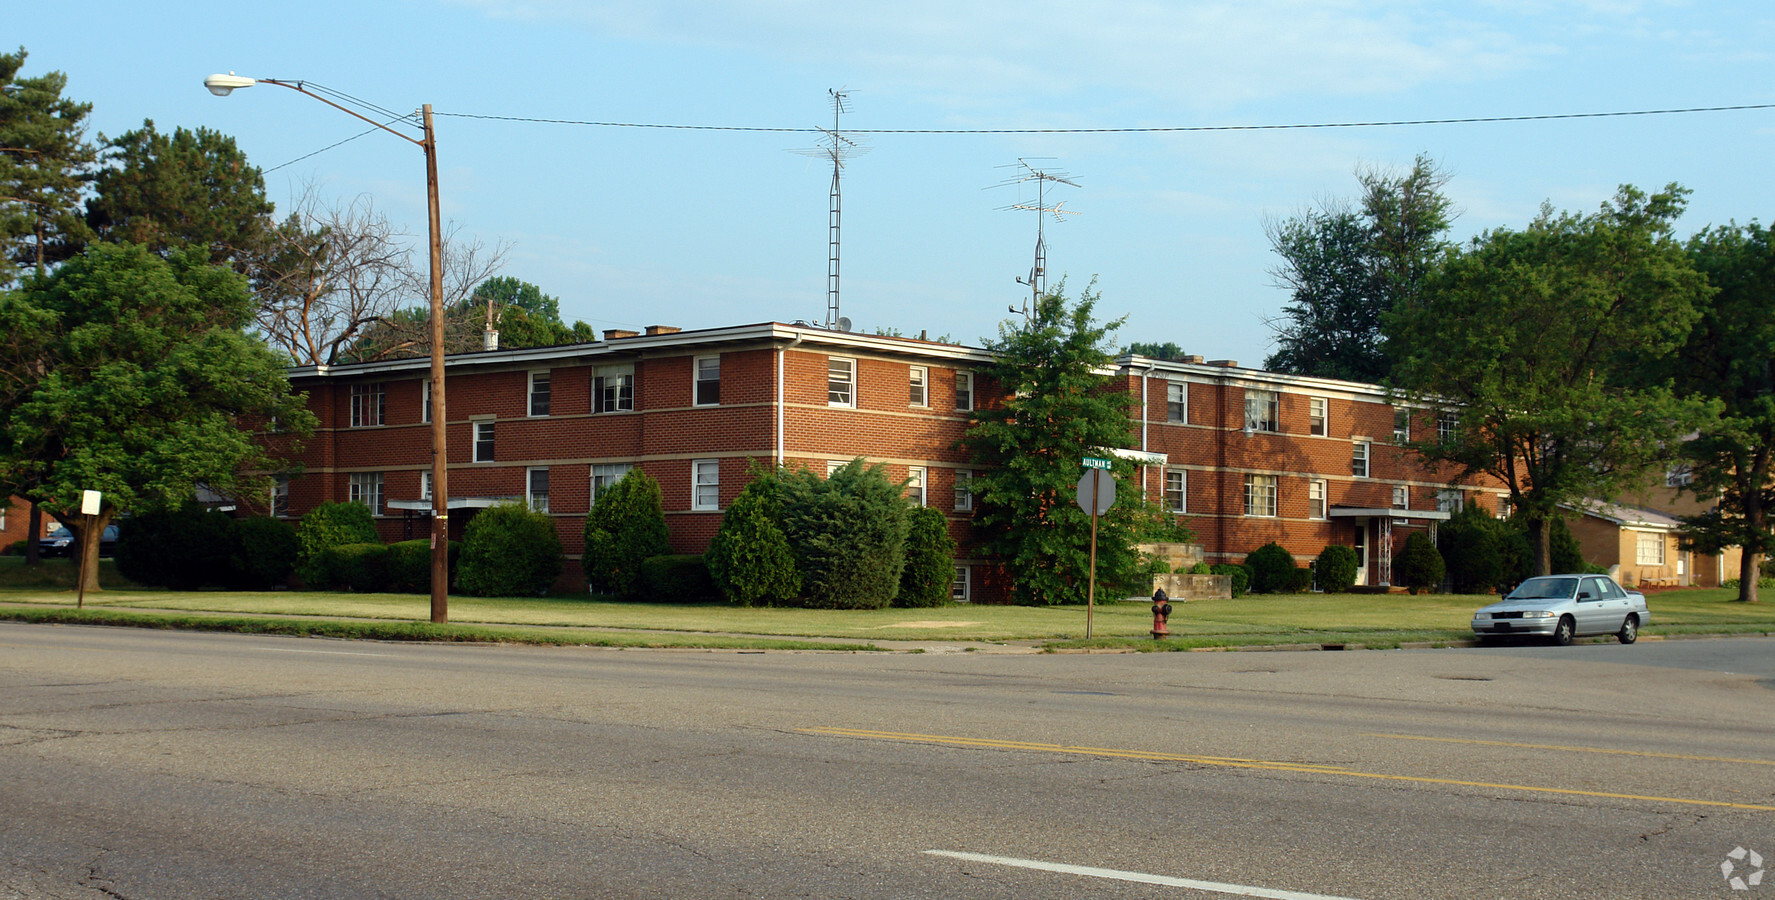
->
xmin=2 ymin=623 xmax=1772 ymax=899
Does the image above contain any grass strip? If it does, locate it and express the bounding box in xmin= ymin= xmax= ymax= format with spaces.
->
xmin=0 ymin=606 xmax=881 ymax=651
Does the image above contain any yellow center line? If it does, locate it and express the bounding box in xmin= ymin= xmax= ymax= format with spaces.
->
xmin=801 ymin=727 xmax=1775 ymax=812
xmin=1362 ymin=732 xmax=1775 ymax=767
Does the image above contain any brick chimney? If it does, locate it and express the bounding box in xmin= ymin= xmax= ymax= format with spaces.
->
xmin=603 ymin=329 xmax=640 ymax=340
xmin=644 ymin=325 xmax=681 ymax=336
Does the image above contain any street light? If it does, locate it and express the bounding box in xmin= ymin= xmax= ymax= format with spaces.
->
xmin=206 ymin=72 xmax=452 ymax=624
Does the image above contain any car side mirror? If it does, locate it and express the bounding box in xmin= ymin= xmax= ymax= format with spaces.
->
xmin=1579 ymin=591 xmax=1595 ymax=601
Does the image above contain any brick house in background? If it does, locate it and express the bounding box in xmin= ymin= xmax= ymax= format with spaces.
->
xmin=273 ymin=322 xmax=1500 ymax=601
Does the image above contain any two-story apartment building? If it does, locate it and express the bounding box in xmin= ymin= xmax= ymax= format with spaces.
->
xmin=275 ymin=322 xmax=1500 ymax=601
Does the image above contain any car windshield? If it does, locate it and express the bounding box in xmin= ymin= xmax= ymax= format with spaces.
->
xmin=45 ymin=527 xmax=71 ymax=538
xmin=1507 ymin=577 xmax=1577 ymax=601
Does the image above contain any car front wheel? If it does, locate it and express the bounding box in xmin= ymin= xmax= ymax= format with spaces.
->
xmin=1552 ymin=616 xmax=1575 ymax=647
xmin=1617 ymin=614 xmax=1638 ymax=645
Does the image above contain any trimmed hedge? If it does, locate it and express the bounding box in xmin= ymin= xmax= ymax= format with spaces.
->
xmin=638 ymin=554 xmax=717 ymax=603
xmin=896 ymin=506 xmax=957 ymax=608
xmin=706 ymin=473 xmax=800 ymax=606
xmin=297 ymin=501 xmax=379 ymax=586
xmin=323 ymin=543 xmax=391 ymax=592
xmin=384 ymin=539 xmax=461 ymax=594
xmin=1314 ymin=545 xmax=1359 ymax=594
xmin=459 ymin=503 xmax=564 ymax=597
xmin=1211 ymin=563 xmax=1251 ymax=598
xmin=1243 ymin=542 xmax=1297 ymax=594
xmin=583 ymin=469 xmax=670 ymax=597
xmin=231 ymin=517 xmax=300 ymax=589
xmin=1397 ymin=531 xmax=1446 ymax=594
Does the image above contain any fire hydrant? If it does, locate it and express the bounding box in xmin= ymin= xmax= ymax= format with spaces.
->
xmin=1151 ymin=589 xmax=1173 ymax=640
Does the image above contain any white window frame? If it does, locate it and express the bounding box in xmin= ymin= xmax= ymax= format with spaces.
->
xmin=906 ymin=466 xmax=927 ymax=507
xmin=828 ymin=357 xmax=856 ymax=408
xmin=1164 ymin=468 xmax=1187 ymax=514
xmin=527 ymin=467 xmax=550 ymax=513
xmin=1243 ymin=474 xmax=1278 ymax=518
xmin=951 ymin=565 xmax=971 ymax=602
xmin=272 ymin=476 xmax=291 ymax=518
xmin=473 ymin=420 xmax=495 ymax=462
xmin=421 ymin=378 xmax=432 ymax=424
xmin=1308 ymin=478 xmax=1327 ymax=520
xmin=1308 ymin=397 xmax=1328 ymax=436
xmin=1392 ymin=485 xmax=1409 ymax=508
xmin=590 ymin=464 xmax=632 ymax=505
xmin=420 ymin=470 xmax=432 ymax=502
xmin=1636 ymin=531 xmax=1667 ymax=566
xmin=1245 ymin=389 xmax=1279 ymax=432
xmin=593 ymin=365 xmax=635 ymax=413
xmin=1438 ymin=412 xmax=1458 ymax=443
xmin=349 ymin=472 xmax=384 ymax=516
xmin=1437 ymin=489 xmax=1464 ymax=513
xmin=826 ymin=459 xmax=846 ymax=477
xmin=909 ymin=365 xmax=928 ymax=407
xmin=694 ymin=355 xmax=721 ymax=407
xmin=1496 ymin=493 xmax=1512 ymax=519
xmin=954 ymin=470 xmax=973 ymax=512
xmin=1393 ymin=407 xmax=1410 ymax=444
xmin=955 ymin=371 xmax=974 ymax=412
xmin=528 ymin=370 xmax=551 ymax=417
xmin=1665 ymin=464 xmax=1693 ymax=487
xmin=693 ymin=459 xmax=720 ymax=511
xmin=1353 ymin=441 xmax=1371 ymax=478
xmin=349 ymin=383 xmax=385 ymax=427
xmin=1166 ymin=382 xmax=1187 ymax=424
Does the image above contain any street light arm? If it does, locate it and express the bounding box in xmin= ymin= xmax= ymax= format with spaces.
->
xmin=253 ymin=79 xmax=426 ymax=150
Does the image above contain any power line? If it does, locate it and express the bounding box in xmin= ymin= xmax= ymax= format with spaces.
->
xmin=436 ymin=101 xmax=1775 ymax=134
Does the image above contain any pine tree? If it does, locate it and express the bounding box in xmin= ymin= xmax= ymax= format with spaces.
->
xmin=0 ymin=48 xmax=97 ymax=284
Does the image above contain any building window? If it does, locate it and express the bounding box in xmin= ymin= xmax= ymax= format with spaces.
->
xmin=826 ymin=459 xmax=846 ymax=477
xmin=695 ymin=356 xmax=720 ymax=406
xmin=593 ymin=365 xmax=635 ymax=413
xmin=1496 ymin=493 xmax=1511 ymax=519
xmin=1393 ymin=408 xmax=1410 ymax=443
xmin=474 ymin=421 xmax=495 ymax=462
xmin=271 ymin=477 xmax=291 ymax=518
xmin=693 ymin=459 xmax=720 ymax=510
xmin=951 ymin=565 xmax=971 ymax=602
xmin=1165 ymin=382 xmax=1187 ymax=423
xmin=527 ymin=467 xmax=550 ymax=513
xmin=1243 ymin=474 xmax=1278 ymax=517
xmin=1244 ymin=389 xmax=1279 ymax=432
xmin=954 ymin=470 xmax=973 ymax=511
xmin=1309 ymin=478 xmax=1326 ymax=520
xmin=1352 ymin=441 xmax=1371 ymax=478
xmin=421 ymin=378 xmax=432 ymax=424
xmin=1164 ymin=469 xmax=1186 ymax=513
xmin=828 ymin=357 xmax=856 ymax=407
xmin=955 ymin=371 xmax=973 ymax=412
xmin=529 ymin=371 xmax=551 ymax=417
xmin=1437 ymin=489 xmax=1464 ymax=513
xmin=1636 ymin=531 xmax=1666 ymax=566
xmin=1665 ymin=464 xmax=1693 ymax=487
xmin=420 ymin=470 xmax=432 ymax=502
xmin=349 ymin=472 xmax=384 ymax=515
xmin=907 ymin=466 xmax=927 ymax=507
xmin=349 ymin=383 xmax=385 ymax=427
xmin=1438 ymin=412 xmax=1458 ymax=443
xmin=591 ymin=464 xmax=632 ymax=504
xmin=909 ymin=366 xmax=928 ymax=407
xmin=1309 ymin=397 xmax=1327 ymax=436
xmin=1392 ymin=485 xmax=1409 ymax=508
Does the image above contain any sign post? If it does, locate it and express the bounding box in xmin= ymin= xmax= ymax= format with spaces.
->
xmin=1076 ymin=459 xmax=1115 ymax=639
xmin=77 ymin=489 xmax=100 ymax=609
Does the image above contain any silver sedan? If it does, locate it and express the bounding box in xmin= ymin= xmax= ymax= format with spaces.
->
xmin=1471 ymin=574 xmax=1649 ymax=645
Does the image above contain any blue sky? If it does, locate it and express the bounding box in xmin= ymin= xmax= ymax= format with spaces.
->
xmin=16 ymin=1 xmax=1775 ymax=366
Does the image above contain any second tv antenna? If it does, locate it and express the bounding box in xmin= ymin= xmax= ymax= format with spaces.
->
xmin=991 ymin=158 xmax=1080 ymax=321
xmin=794 ymin=89 xmax=868 ymax=330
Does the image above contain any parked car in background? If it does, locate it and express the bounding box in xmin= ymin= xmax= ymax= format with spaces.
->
xmin=1471 ymin=574 xmax=1649 ymax=645
xmin=37 ymin=524 xmax=120 ymax=558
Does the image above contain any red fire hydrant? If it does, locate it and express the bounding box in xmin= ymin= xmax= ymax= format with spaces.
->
xmin=1151 ymin=589 xmax=1173 ymax=640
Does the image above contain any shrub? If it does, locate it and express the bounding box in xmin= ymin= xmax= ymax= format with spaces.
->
xmin=459 ymin=503 xmax=564 ymax=597
xmin=322 ymin=543 xmax=391 ymax=592
xmin=1549 ymin=518 xmax=1587 ymax=575
xmin=297 ymin=501 xmax=379 ymax=586
xmin=1211 ymin=563 xmax=1251 ymax=598
xmin=1397 ymin=531 xmax=1446 ymax=594
xmin=583 ymin=469 xmax=670 ymax=597
xmin=383 ymin=539 xmax=461 ymax=593
xmin=1288 ymin=566 xmax=1316 ymax=593
xmin=1437 ymin=506 xmax=1508 ymax=594
xmin=1243 ymin=542 xmax=1297 ymax=594
xmin=1187 ymin=561 xmax=1211 ymax=575
xmin=706 ymin=471 xmax=800 ymax=606
xmin=778 ymin=459 xmax=909 ymax=609
xmin=897 ymin=506 xmax=957 ymax=608
xmin=115 ymin=503 xmax=235 ymax=590
xmin=230 ymin=516 xmax=300 ymax=589
xmin=639 ymin=554 xmax=717 ymax=603
xmin=1314 ymin=545 xmax=1359 ymax=594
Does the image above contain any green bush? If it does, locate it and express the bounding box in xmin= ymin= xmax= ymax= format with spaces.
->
xmin=1211 ymin=563 xmax=1251 ymax=598
xmin=297 ymin=501 xmax=379 ymax=586
xmin=897 ymin=506 xmax=957 ymax=608
xmin=1243 ymin=542 xmax=1297 ymax=594
xmin=1549 ymin=518 xmax=1588 ymax=575
xmin=705 ymin=471 xmax=800 ymax=606
xmin=322 ymin=542 xmax=391 ymax=592
xmin=778 ymin=459 xmax=909 ymax=609
xmin=1187 ymin=561 xmax=1211 ymax=575
xmin=583 ymin=469 xmax=670 ymax=597
xmin=230 ymin=516 xmax=300 ymax=589
xmin=1437 ymin=506 xmax=1509 ymax=594
xmin=115 ymin=503 xmax=235 ymax=590
xmin=459 ymin=503 xmax=564 ymax=597
xmin=1397 ymin=531 xmax=1446 ymax=593
xmin=638 ymin=554 xmax=718 ymax=603
xmin=1314 ymin=545 xmax=1359 ymax=593
xmin=1288 ymin=566 xmax=1315 ymax=593
xmin=383 ymin=539 xmax=461 ymax=593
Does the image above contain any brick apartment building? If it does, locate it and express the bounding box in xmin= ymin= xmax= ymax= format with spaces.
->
xmin=276 ymin=321 xmax=1502 ymax=601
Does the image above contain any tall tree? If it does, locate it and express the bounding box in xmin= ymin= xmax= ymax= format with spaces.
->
xmin=0 ymin=48 xmax=97 ymax=284
xmin=0 ymin=243 xmax=314 ymax=593
xmin=1388 ymin=185 xmax=1716 ymax=575
xmin=336 ymin=228 xmax=507 ymax=362
xmin=1264 ymin=154 xmax=1453 ymax=382
xmin=86 ymin=120 xmax=273 ymax=269
xmin=1673 ymin=222 xmax=1775 ymax=602
xmin=252 ymin=189 xmax=413 ymax=366
xmin=958 ymin=285 xmax=1161 ymax=606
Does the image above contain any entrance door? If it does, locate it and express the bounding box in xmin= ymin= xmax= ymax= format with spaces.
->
xmin=1352 ymin=521 xmax=1368 ymax=587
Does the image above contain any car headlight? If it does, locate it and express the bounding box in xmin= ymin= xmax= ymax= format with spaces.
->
xmin=1521 ymin=610 xmax=1556 ymax=618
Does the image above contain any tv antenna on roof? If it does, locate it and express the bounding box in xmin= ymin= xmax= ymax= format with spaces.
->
xmin=793 ymin=89 xmax=869 ymax=329
xmin=990 ymin=158 xmax=1080 ymax=322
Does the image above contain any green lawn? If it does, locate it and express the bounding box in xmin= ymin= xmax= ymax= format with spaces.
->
xmin=2 ymin=556 xmax=1772 ymax=650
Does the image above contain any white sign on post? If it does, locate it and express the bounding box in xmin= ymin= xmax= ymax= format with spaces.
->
xmin=80 ymin=490 xmax=101 ymax=516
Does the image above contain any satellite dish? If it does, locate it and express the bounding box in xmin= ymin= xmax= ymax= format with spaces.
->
xmin=836 ymin=316 xmax=853 ymax=333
